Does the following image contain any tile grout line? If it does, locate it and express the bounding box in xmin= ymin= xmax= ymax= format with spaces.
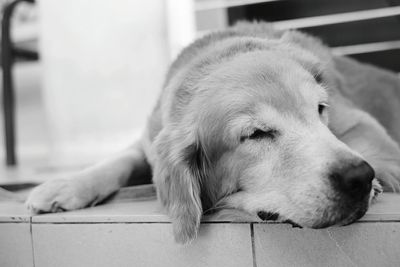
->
xmin=250 ymin=223 xmax=257 ymax=267
xmin=29 ymin=217 xmax=36 ymax=267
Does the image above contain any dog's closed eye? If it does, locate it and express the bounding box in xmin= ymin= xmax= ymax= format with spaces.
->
xmin=241 ymin=129 xmax=279 ymax=142
xmin=313 ymin=72 xmax=323 ymax=84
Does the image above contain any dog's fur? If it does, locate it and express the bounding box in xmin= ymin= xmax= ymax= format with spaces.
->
xmin=26 ymin=22 xmax=400 ymax=243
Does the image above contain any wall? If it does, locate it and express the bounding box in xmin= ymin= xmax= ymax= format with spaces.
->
xmin=39 ymin=0 xmax=170 ymax=163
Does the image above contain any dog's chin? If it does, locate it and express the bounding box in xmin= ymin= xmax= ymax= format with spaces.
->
xmin=307 ymin=201 xmax=370 ymax=229
xmin=257 ymin=199 xmax=370 ymax=229
xmin=336 ymin=203 xmax=370 ymax=226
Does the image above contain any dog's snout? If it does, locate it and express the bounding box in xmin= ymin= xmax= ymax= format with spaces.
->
xmin=330 ymin=160 xmax=374 ymax=199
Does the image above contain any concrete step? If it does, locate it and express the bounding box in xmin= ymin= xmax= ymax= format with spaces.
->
xmin=1 ymin=192 xmax=399 ymax=267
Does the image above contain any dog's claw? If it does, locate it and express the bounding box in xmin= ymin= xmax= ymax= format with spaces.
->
xmin=370 ymin=178 xmax=383 ymax=203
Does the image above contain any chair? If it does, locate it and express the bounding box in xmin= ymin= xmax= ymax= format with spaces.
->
xmin=1 ymin=0 xmax=38 ymax=166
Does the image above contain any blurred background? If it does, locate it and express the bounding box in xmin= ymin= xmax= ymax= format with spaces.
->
xmin=1 ymin=0 xmax=400 ymax=184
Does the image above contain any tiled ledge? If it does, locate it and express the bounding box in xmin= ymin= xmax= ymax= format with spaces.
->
xmin=1 ymin=193 xmax=400 ymax=267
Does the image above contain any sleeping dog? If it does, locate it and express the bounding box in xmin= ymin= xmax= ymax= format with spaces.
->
xmin=26 ymin=22 xmax=400 ymax=243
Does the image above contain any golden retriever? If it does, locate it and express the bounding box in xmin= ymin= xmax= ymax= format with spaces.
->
xmin=26 ymin=22 xmax=400 ymax=243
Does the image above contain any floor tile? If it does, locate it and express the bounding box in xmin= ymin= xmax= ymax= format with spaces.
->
xmin=33 ymin=223 xmax=252 ymax=267
xmin=0 ymin=201 xmax=30 ymax=222
xmin=254 ymin=223 xmax=400 ymax=267
xmin=0 ymin=222 xmax=33 ymax=267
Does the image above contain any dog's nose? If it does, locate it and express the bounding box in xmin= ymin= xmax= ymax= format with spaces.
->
xmin=330 ymin=160 xmax=374 ymax=199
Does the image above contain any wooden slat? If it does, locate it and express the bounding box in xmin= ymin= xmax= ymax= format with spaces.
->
xmin=197 ymin=7 xmax=400 ymax=38
xmin=332 ymin=40 xmax=400 ymax=56
xmin=195 ymin=0 xmax=278 ymax=11
xmin=272 ymin=6 xmax=400 ymax=30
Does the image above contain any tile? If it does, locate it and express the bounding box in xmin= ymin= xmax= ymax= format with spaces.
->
xmin=106 ymin=184 xmax=156 ymax=203
xmin=0 ymin=201 xmax=31 ymax=222
xmin=0 ymin=222 xmax=33 ymax=267
xmin=32 ymin=200 xmax=169 ymax=223
xmin=31 ymin=193 xmax=400 ymax=224
xmin=33 ymin=223 xmax=252 ymax=267
xmin=361 ymin=193 xmax=400 ymax=221
xmin=254 ymin=223 xmax=400 ymax=267
xmin=31 ymin=185 xmax=165 ymax=223
xmin=31 ymin=200 xmax=249 ymax=223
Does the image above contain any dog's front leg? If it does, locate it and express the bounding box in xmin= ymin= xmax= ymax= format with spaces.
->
xmin=26 ymin=141 xmax=150 ymax=213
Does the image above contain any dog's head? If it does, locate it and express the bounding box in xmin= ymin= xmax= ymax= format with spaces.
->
xmin=154 ymin=33 xmax=375 ymax=243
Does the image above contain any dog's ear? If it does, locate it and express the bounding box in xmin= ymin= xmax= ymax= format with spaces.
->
xmin=154 ymin=129 xmax=209 ymax=244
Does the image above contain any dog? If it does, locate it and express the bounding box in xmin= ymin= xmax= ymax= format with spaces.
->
xmin=26 ymin=22 xmax=400 ymax=243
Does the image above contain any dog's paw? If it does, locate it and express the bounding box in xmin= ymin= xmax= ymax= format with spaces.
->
xmin=374 ymin=163 xmax=400 ymax=192
xmin=369 ymin=178 xmax=383 ymax=203
xmin=25 ymin=178 xmax=95 ymax=214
